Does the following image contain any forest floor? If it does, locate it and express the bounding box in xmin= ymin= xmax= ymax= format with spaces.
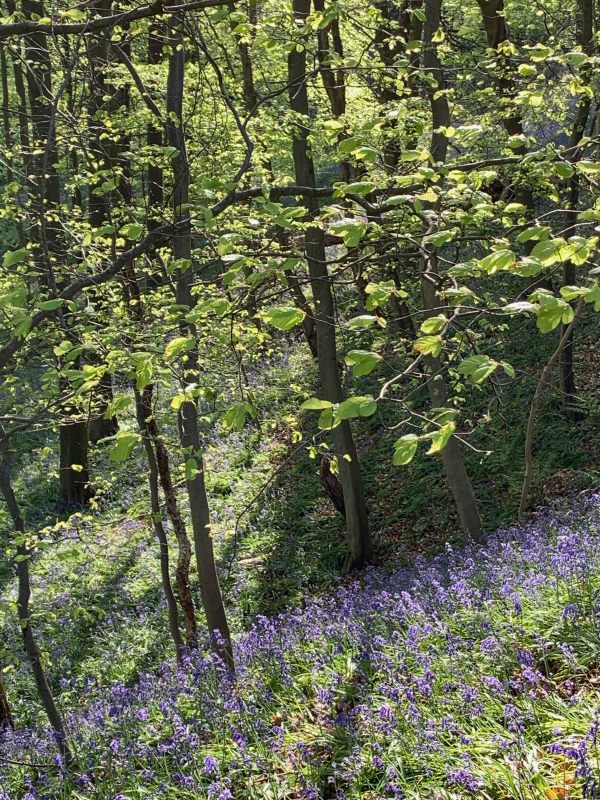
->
xmin=1 ymin=310 xmax=600 ymax=797
xmin=1 ymin=491 xmax=599 ymax=798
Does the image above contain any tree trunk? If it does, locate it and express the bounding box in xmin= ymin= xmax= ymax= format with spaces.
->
xmin=20 ymin=2 xmax=95 ymax=503
xmin=0 ymin=668 xmax=13 ymax=730
xmin=0 ymin=49 xmax=26 ymax=246
xmin=475 ymin=0 xmax=533 ymax=206
xmin=88 ymin=372 xmax=119 ymax=443
xmin=0 ymin=432 xmax=71 ymax=759
xmin=559 ymin=0 xmax=594 ymax=418
xmin=520 ymin=299 xmax=585 ymax=516
xmin=147 ymin=19 xmax=165 ymax=232
xmin=22 ymin=0 xmax=61 ymax=251
xmin=287 ymin=271 xmax=319 ymax=358
xmin=59 ymin=419 xmax=90 ymax=507
xmin=140 ymin=388 xmax=198 ymax=649
xmin=134 ymin=388 xmax=185 ymax=661
xmin=229 ymin=0 xmax=258 ymax=112
xmin=420 ymin=261 xmax=484 ymax=540
xmin=476 ymin=0 xmax=525 ymax=142
xmin=423 ymin=0 xmax=450 ymax=163
xmin=420 ymin=0 xmax=483 ymax=541
xmin=166 ymin=14 xmax=233 ymax=668
xmin=84 ymin=0 xmax=121 ymax=440
xmin=373 ymin=0 xmax=422 ymax=166
xmin=288 ymin=0 xmax=373 ymax=570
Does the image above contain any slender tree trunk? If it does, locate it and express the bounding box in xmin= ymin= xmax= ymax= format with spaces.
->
xmin=85 ymin=0 xmax=121 ymax=442
xmin=520 ymin=300 xmax=585 ymax=517
xmin=22 ymin=0 xmax=61 ymax=250
xmin=0 ymin=668 xmax=13 ymax=730
xmin=420 ymin=255 xmax=484 ymax=540
xmin=423 ymin=0 xmax=450 ymax=163
xmin=0 ymin=49 xmax=26 ymax=247
xmin=0 ymin=433 xmax=71 ymax=759
xmin=476 ymin=0 xmax=525 ymax=140
xmin=370 ymin=1 xmax=419 ymax=329
xmin=20 ymin=2 xmax=93 ymax=504
xmin=313 ymin=0 xmax=351 ymax=182
xmin=229 ymin=0 xmax=258 ymax=112
xmin=288 ymin=0 xmax=373 ymax=570
xmin=140 ymin=388 xmax=198 ymax=648
xmin=373 ymin=0 xmax=422 ymax=166
xmin=134 ymin=388 xmax=185 ymax=661
xmin=287 ymin=271 xmax=319 ymax=358
xmin=147 ymin=19 xmax=165 ymax=232
xmin=167 ymin=13 xmax=233 ymax=668
xmin=559 ymin=0 xmax=594 ymax=417
xmin=4 ymin=4 xmax=33 ymax=194
xmin=421 ymin=0 xmax=483 ymax=541
xmin=476 ymin=0 xmax=532 ymax=206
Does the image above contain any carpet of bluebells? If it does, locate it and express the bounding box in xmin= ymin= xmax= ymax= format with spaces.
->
xmin=2 ymin=494 xmax=600 ymax=799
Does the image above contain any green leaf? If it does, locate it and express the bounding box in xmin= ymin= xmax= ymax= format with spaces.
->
xmin=507 ymin=134 xmax=527 ymax=150
xmin=457 ymin=355 xmax=499 ymax=384
xmin=301 ymin=397 xmax=333 ymax=410
xmin=426 ymin=421 xmax=455 ymax=454
xmin=13 ymin=316 xmax=32 ymax=338
xmin=393 ymin=434 xmax=419 ymax=466
xmin=479 ymin=249 xmax=516 ymax=273
xmin=401 ymin=149 xmax=429 ymax=162
xmin=504 ymin=203 xmax=526 ymax=214
xmin=135 ymin=358 xmax=153 ymax=390
xmin=104 ymin=394 xmax=132 ymax=419
xmin=0 ymin=286 xmax=27 ymax=309
xmin=420 ymin=315 xmax=446 ymax=335
xmin=528 ymin=90 xmax=544 ymax=108
xmin=109 ymin=432 xmax=140 ymax=462
xmin=424 ymin=230 xmax=454 ymax=247
xmin=335 ymin=395 xmax=377 ymax=421
xmin=36 ymin=299 xmax=63 ymax=311
xmin=338 ymin=136 xmax=363 ymax=154
xmin=318 ymin=406 xmax=337 ymax=430
xmin=518 ymin=63 xmax=536 ymax=77
xmin=535 ymin=294 xmax=573 ymax=333
xmin=530 ymin=239 xmax=564 ymax=266
xmin=120 ymin=223 xmax=144 ymax=241
xmin=567 ymin=235 xmax=593 ymax=265
xmin=365 ymin=280 xmax=397 ymax=310
xmin=345 ymin=350 xmax=381 ymax=377
xmin=63 ymin=7 xmax=87 ymax=19
xmin=329 ymin=220 xmax=367 ymax=248
xmin=222 ymin=404 xmax=247 ymax=432
xmin=502 ymin=362 xmax=516 ymax=379
xmin=577 ymin=161 xmax=600 ymax=175
xmin=516 ymin=225 xmax=551 ymax=245
xmin=344 ymin=181 xmax=376 ymax=196
xmin=584 ymin=282 xmax=600 ymax=311
xmin=554 ymin=162 xmax=575 ymax=179
xmin=3 ymin=248 xmax=28 ymax=268
xmin=413 ymin=335 xmax=442 ymax=357
xmin=503 ymin=300 xmax=537 ymax=314
xmin=185 ymin=458 xmax=199 ymax=481
xmin=263 ymin=306 xmax=305 ymax=330
xmin=345 ymin=314 xmax=387 ymax=330
xmin=164 ymin=336 xmax=194 ymax=361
